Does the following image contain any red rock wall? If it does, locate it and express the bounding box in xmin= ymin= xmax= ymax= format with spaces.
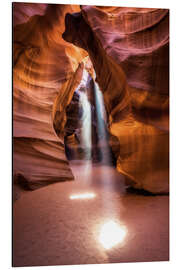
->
xmin=63 ymin=6 xmax=169 ymax=193
xmin=13 ymin=3 xmax=86 ymax=190
xmin=13 ymin=4 xmax=169 ymax=194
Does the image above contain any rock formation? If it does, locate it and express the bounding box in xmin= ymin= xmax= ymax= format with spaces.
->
xmin=63 ymin=6 xmax=169 ymax=193
xmin=13 ymin=3 xmax=87 ymax=190
xmin=13 ymin=3 xmax=169 ymax=194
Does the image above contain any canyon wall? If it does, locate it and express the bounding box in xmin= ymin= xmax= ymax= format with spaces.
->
xmin=13 ymin=3 xmax=86 ymax=190
xmin=13 ymin=3 xmax=169 ymax=194
xmin=63 ymin=6 xmax=169 ymax=193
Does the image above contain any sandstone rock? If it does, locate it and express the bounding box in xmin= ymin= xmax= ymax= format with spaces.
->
xmin=13 ymin=3 xmax=86 ymax=190
xmin=13 ymin=3 xmax=169 ymax=194
xmin=63 ymin=6 xmax=169 ymax=193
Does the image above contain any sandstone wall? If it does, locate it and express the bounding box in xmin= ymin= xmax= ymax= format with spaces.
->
xmin=13 ymin=3 xmax=86 ymax=190
xmin=63 ymin=6 xmax=169 ymax=193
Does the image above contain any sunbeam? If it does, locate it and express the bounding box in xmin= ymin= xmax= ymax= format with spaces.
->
xmin=77 ymin=69 xmax=92 ymax=161
xmin=93 ymin=79 xmax=113 ymax=166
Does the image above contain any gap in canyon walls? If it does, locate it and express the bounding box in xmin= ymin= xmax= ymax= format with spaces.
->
xmin=53 ymin=58 xmax=117 ymax=167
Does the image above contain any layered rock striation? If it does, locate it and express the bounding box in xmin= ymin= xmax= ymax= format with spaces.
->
xmin=63 ymin=6 xmax=169 ymax=193
xmin=13 ymin=3 xmax=169 ymax=194
xmin=13 ymin=3 xmax=86 ymax=190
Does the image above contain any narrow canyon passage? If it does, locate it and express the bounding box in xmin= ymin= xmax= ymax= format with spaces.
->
xmin=13 ymin=3 xmax=169 ymax=267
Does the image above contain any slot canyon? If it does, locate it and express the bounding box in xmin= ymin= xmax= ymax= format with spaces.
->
xmin=13 ymin=3 xmax=169 ymax=267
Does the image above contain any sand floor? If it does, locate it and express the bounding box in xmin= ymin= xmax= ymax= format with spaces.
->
xmin=13 ymin=162 xmax=169 ymax=267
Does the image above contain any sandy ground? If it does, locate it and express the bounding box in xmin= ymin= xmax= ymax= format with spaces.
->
xmin=13 ymin=162 xmax=169 ymax=267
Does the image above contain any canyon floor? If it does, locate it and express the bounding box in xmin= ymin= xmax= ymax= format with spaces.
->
xmin=13 ymin=162 xmax=169 ymax=267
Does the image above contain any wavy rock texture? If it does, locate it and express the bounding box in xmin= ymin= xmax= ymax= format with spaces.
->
xmin=13 ymin=3 xmax=87 ymax=190
xmin=63 ymin=6 xmax=169 ymax=193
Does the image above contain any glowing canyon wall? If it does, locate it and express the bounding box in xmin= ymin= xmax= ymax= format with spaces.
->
xmin=13 ymin=3 xmax=169 ymax=194
xmin=63 ymin=6 xmax=169 ymax=193
xmin=13 ymin=3 xmax=86 ymax=190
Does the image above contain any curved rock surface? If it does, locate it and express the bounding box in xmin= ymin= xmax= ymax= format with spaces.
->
xmin=63 ymin=6 xmax=169 ymax=193
xmin=13 ymin=3 xmax=169 ymax=194
xmin=13 ymin=3 xmax=86 ymax=190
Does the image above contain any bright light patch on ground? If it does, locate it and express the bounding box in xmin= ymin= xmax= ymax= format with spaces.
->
xmin=70 ymin=193 xmax=96 ymax=200
xmin=99 ymin=220 xmax=127 ymax=250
